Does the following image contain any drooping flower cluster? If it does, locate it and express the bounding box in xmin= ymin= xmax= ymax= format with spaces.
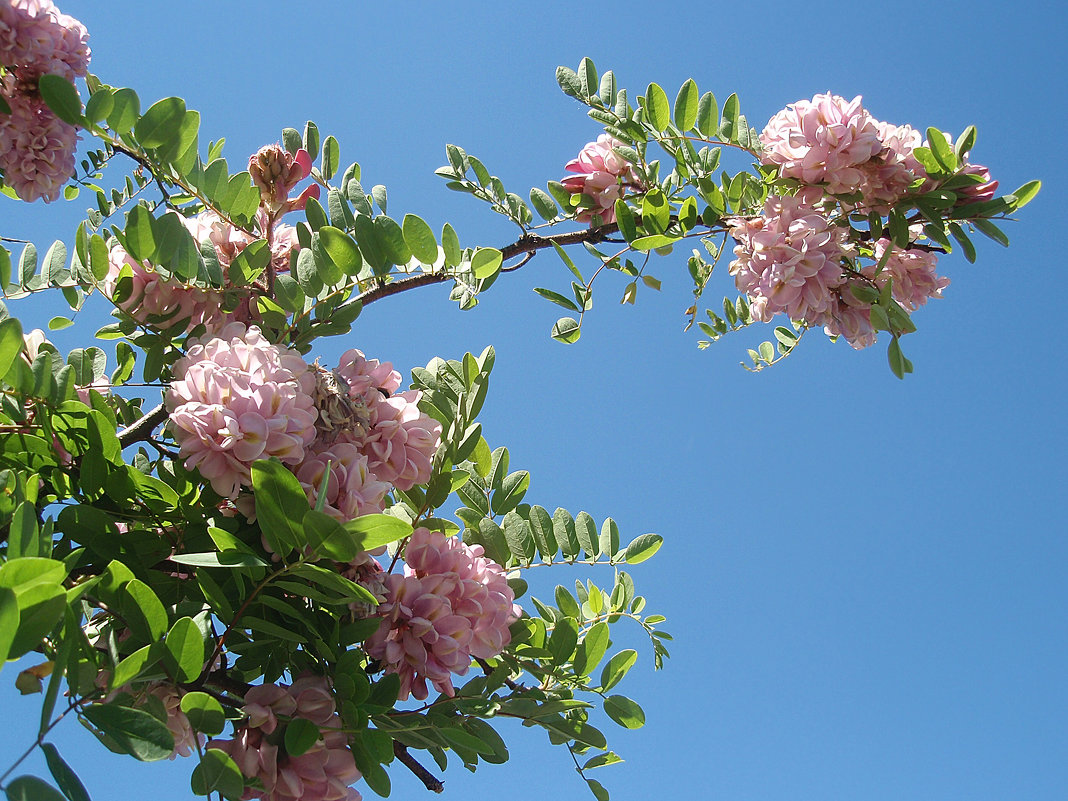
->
xmin=209 ymin=676 xmax=362 ymax=801
xmin=560 ymin=134 xmax=644 ymax=224
xmin=167 ymin=323 xmax=318 ymax=499
xmin=724 ymin=93 xmax=978 ymax=347
xmin=728 ymin=191 xmax=852 ymax=323
xmin=364 ymin=527 xmax=521 ymax=701
xmin=103 ymin=210 xmax=301 ymax=336
xmin=0 ymin=0 xmax=89 ymax=201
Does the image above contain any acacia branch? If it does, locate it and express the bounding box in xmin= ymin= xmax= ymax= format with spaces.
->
xmin=356 ymin=224 xmax=623 ymax=307
xmin=393 ymin=741 xmax=444 ymax=793
xmin=117 ymin=403 xmax=168 ymax=448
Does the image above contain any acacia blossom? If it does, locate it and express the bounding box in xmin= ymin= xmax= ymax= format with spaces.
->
xmin=364 ymin=528 xmax=520 ymax=700
xmin=560 ymin=134 xmax=643 ymax=224
xmin=759 ymin=93 xmax=883 ymax=195
xmin=209 ymin=677 xmax=361 ymax=801
xmin=0 ymin=1 xmax=88 ymax=202
xmin=867 ymin=238 xmax=949 ymax=312
xmin=105 ymin=237 xmax=224 ymax=334
xmin=167 ymin=323 xmax=317 ymax=499
xmin=328 ymin=348 xmax=440 ymax=492
xmin=729 ymin=192 xmax=850 ymax=322
xmin=295 ymin=440 xmax=390 ymax=522
xmin=249 ymin=144 xmax=319 ymax=214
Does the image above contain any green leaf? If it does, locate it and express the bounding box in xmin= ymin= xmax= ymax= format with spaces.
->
xmin=321 ymin=135 xmax=340 ymax=180
xmin=587 ymin=779 xmax=610 ymax=801
xmin=105 ymin=88 xmax=140 ymax=134
xmin=574 ymin=512 xmax=599 ymax=558
xmin=251 ymin=460 xmax=311 ymax=556
xmin=533 ymin=287 xmax=579 ymax=311
xmin=134 ymin=97 xmax=187 ymax=149
xmin=227 ymin=239 xmax=270 ymax=286
xmin=577 ymin=57 xmax=598 ymax=101
xmin=190 ymin=749 xmax=243 ymax=800
xmin=402 ymin=214 xmax=438 ymax=265
xmin=529 ymin=188 xmax=558 ymax=221
xmin=696 ymin=91 xmax=719 ymax=138
xmin=631 ymin=234 xmax=679 ymax=252
xmin=41 ymin=744 xmax=92 ymax=801
xmin=317 ymin=226 xmax=362 ymax=276
xmin=555 ymin=66 xmax=582 ymax=99
xmin=1006 ymin=179 xmax=1041 ymax=210
xmin=644 ymin=83 xmax=670 ymax=132
xmin=284 ymin=718 xmax=320 ymax=757
xmin=82 ymin=703 xmax=175 ymax=761
xmin=169 ymin=552 xmax=267 ymax=568
xmin=122 ymin=579 xmax=168 ymax=642
xmin=551 ymin=316 xmax=581 ymax=344
xmin=673 ymin=79 xmax=699 ymax=131
xmin=548 ymin=617 xmax=579 ymax=664
xmin=0 ymin=587 xmax=18 ymax=664
xmin=0 ymin=317 xmax=24 ymax=380
xmin=471 ymin=247 xmax=503 ymax=280
xmin=110 ymin=644 xmax=160 ymax=689
xmin=887 ymin=337 xmax=912 ymax=380
xmin=441 ymin=222 xmax=461 ymax=267
xmin=38 ymin=75 xmax=82 ymax=126
xmin=599 ymin=649 xmax=638 ymax=691
xmin=574 ymin=621 xmax=610 ymax=678
xmin=304 ymin=509 xmax=359 ymax=562
xmin=640 ymin=188 xmax=670 ymax=234
xmin=179 ymin=692 xmax=226 ymax=736
xmin=925 ymin=128 xmax=957 ymax=172
xmin=4 ymin=776 xmax=67 ymax=801
xmin=972 ymin=218 xmax=1009 ymax=247
xmin=603 ymin=695 xmax=645 ymax=729
xmin=165 ymin=617 xmax=204 ymax=683
xmin=344 ymin=514 xmax=413 ymax=552
xmin=948 ymin=222 xmax=976 ymax=263
xmin=720 ymin=93 xmax=740 ymax=140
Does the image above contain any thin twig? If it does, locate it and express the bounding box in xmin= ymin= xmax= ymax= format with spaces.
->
xmin=393 ymin=741 xmax=444 ymax=793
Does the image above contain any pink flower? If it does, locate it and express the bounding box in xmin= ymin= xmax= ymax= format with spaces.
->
xmin=867 ymin=239 xmax=949 ymax=311
xmin=0 ymin=90 xmax=77 ymax=202
xmin=0 ymin=0 xmax=89 ymax=82
xmin=166 ymin=323 xmax=318 ymax=499
xmin=104 ymin=236 xmax=224 ymax=334
xmin=954 ymin=161 xmax=998 ymax=205
xmin=209 ymin=677 xmax=362 ymax=801
xmin=249 ymin=144 xmax=317 ymax=214
xmin=856 ymin=121 xmax=926 ymax=210
xmin=560 ymin=134 xmax=643 ymax=224
xmin=365 ymin=528 xmax=520 ymax=700
xmin=294 ymin=440 xmax=390 ymax=522
xmin=814 ymin=284 xmax=878 ymax=350
xmin=360 ymin=390 xmax=441 ymax=491
xmin=334 ymin=349 xmax=402 ymax=403
xmin=759 ymin=93 xmax=883 ymax=196
xmin=729 ymin=194 xmax=850 ymax=322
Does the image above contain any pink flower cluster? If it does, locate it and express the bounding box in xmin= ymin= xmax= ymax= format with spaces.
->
xmin=104 ymin=210 xmax=300 ymax=336
xmin=209 ymin=676 xmax=362 ymax=801
xmin=0 ymin=0 xmax=89 ymax=201
xmin=167 ymin=323 xmax=318 ymax=499
xmin=364 ymin=527 xmax=521 ymax=701
xmin=560 ymin=134 xmax=644 ymax=224
xmin=759 ymin=92 xmax=996 ymax=212
xmin=817 ymin=240 xmax=950 ymax=349
xmin=729 ymin=191 xmax=851 ymax=323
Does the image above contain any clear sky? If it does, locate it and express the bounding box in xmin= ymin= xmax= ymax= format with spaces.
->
xmin=2 ymin=1 xmax=1065 ymax=800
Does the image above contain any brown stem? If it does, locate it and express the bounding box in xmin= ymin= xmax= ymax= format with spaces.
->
xmin=117 ymin=403 xmax=169 ymax=448
xmin=393 ymin=741 xmax=444 ymax=793
xmin=355 ymin=224 xmax=623 ymax=307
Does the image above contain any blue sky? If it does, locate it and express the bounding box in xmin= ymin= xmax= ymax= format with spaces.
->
xmin=2 ymin=1 xmax=1065 ymax=800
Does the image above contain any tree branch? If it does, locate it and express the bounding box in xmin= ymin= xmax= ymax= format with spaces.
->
xmin=393 ymin=741 xmax=444 ymax=793
xmin=356 ymin=224 xmax=623 ymax=307
xmin=117 ymin=404 xmax=168 ymax=448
